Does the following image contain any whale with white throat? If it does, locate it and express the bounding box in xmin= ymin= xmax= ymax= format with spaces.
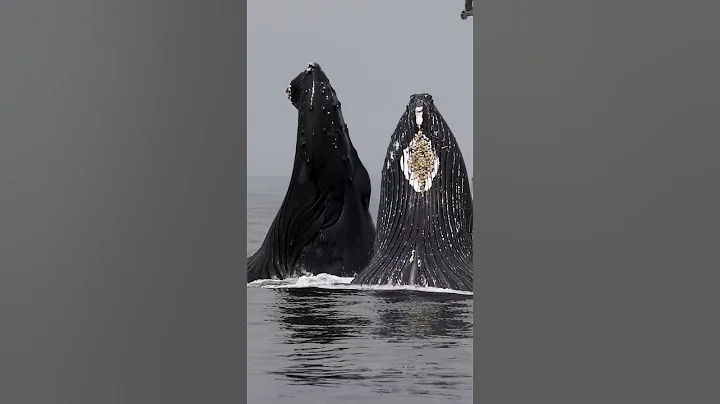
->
xmin=351 ymin=93 xmax=473 ymax=292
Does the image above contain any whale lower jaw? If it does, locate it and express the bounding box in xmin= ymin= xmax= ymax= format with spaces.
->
xmin=351 ymin=242 xmax=473 ymax=292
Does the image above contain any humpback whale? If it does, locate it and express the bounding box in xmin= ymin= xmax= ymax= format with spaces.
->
xmin=352 ymin=94 xmax=473 ymax=292
xmin=247 ymin=63 xmax=376 ymax=282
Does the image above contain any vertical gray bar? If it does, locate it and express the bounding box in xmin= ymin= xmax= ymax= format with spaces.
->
xmin=475 ymin=0 xmax=719 ymax=403
xmin=704 ymin=359 xmax=720 ymax=403
xmin=0 ymin=1 xmax=247 ymax=403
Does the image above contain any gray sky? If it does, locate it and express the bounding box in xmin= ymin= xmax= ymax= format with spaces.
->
xmin=247 ymin=0 xmax=473 ymax=177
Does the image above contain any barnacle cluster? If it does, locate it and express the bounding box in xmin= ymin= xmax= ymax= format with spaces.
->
xmin=408 ymin=131 xmax=435 ymax=192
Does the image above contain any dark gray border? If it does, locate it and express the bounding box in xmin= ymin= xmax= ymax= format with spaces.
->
xmin=0 ymin=1 xmax=247 ymax=403
xmin=237 ymin=0 xmax=249 ymax=399
xmin=471 ymin=11 xmax=480 ymax=404
xmin=470 ymin=11 xmax=479 ymax=404
xmin=475 ymin=1 xmax=719 ymax=403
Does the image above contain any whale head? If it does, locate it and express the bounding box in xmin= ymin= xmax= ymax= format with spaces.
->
xmin=286 ymin=62 xmax=333 ymax=109
xmin=284 ymin=63 xmax=364 ymax=190
xmin=383 ymin=93 xmax=471 ymax=198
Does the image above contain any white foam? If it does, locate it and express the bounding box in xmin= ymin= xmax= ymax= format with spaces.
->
xmin=247 ymin=273 xmax=473 ymax=296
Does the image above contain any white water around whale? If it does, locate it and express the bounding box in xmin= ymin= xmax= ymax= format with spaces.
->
xmin=248 ymin=273 xmax=474 ymax=296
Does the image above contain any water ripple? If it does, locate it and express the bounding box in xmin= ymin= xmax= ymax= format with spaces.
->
xmin=248 ymin=284 xmax=473 ymax=401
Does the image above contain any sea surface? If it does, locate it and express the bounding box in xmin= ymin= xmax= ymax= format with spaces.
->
xmin=247 ymin=176 xmax=473 ymax=404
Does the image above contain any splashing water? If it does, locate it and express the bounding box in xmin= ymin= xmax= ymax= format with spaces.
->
xmin=247 ymin=273 xmax=473 ymax=296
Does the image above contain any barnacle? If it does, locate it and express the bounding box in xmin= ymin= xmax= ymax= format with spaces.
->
xmin=408 ymin=131 xmax=435 ymax=192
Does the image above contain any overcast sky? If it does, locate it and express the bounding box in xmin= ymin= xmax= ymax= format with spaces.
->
xmin=247 ymin=0 xmax=473 ymax=178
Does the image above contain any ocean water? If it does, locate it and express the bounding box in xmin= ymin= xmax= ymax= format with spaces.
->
xmin=247 ymin=176 xmax=473 ymax=404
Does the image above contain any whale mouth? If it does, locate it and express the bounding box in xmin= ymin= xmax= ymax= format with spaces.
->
xmin=286 ymin=62 xmax=334 ymax=110
xmin=283 ymin=63 xmax=361 ymax=193
xmin=286 ymin=62 xmax=351 ymax=160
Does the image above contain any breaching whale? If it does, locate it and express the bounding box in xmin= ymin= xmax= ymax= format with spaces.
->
xmin=247 ymin=63 xmax=376 ymax=282
xmin=352 ymin=93 xmax=473 ymax=292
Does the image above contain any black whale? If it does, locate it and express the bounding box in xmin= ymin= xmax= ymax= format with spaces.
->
xmin=352 ymin=93 xmax=473 ymax=292
xmin=247 ymin=63 xmax=376 ymax=282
